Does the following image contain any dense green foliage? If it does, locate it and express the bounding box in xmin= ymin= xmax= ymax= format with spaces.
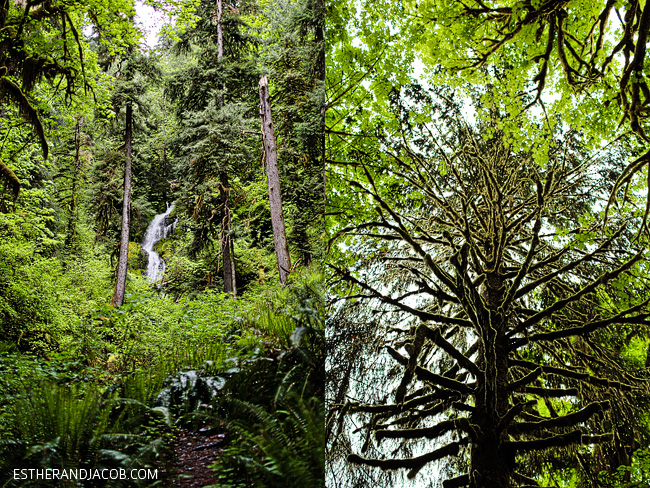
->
xmin=0 ymin=0 xmax=323 ymax=485
xmin=0 ymin=269 xmax=324 ymax=485
xmin=325 ymin=1 xmax=650 ymax=487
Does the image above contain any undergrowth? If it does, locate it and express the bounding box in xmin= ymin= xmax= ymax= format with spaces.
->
xmin=0 ymin=266 xmax=324 ymax=487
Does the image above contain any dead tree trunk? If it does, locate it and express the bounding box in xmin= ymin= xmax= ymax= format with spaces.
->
xmin=216 ymin=0 xmax=223 ymax=67
xmin=111 ymin=100 xmax=133 ymax=307
xmin=259 ymin=75 xmax=292 ymax=285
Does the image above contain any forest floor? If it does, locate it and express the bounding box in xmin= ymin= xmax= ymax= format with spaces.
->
xmin=169 ymin=428 xmax=226 ymax=487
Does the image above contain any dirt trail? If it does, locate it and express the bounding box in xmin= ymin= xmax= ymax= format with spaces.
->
xmin=169 ymin=428 xmax=225 ymax=487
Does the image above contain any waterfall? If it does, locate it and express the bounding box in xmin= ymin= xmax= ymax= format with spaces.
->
xmin=142 ymin=202 xmax=177 ymax=282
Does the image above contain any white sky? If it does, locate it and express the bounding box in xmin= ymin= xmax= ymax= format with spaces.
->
xmin=135 ymin=2 xmax=167 ymax=48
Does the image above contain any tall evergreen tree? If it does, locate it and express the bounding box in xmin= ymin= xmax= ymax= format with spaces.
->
xmin=327 ymin=88 xmax=650 ymax=488
xmin=168 ymin=0 xmax=259 ymax=294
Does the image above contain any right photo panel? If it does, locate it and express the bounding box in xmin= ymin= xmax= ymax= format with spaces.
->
xmin=326 ymin=1 xmax=650 ymax=487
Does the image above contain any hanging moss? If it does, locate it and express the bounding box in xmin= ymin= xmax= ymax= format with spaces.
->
xmin=0 ymin=160 xmax=20 ymax=210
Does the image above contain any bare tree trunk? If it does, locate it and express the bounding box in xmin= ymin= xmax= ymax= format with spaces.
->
xmin=216 ymin=0 xmax=224 ymax=107
xmin=162 ymin=146 xmax=168 ymax=203
xmin=229 ymin=234 xmax=236 ymax=293
xmin=111 ymin=100 xmax=133 ymax=307
xmin=259 ymin=75 xmax=292 ymax=285
xmin=215 ymin=0 xmax=235 ymax=294
xmin=65 ymin=116 xmax=83 ymax=248
xmin=220 ymin=172 xmax=236 ymax=295
xmin=217 ymin=0 xmax=223 ymax=62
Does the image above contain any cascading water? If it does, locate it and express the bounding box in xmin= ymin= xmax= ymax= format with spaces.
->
xmin=142 ymin=202 xmax=177 ymax=282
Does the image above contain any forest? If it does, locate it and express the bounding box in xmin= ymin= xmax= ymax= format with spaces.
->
xmin=0 ymin=0 xmax=324 ymax=486
xmin=326 ymin=1 xmax=650 ymax=488
xmin=6 ymin=0 xmax=650 ymax=487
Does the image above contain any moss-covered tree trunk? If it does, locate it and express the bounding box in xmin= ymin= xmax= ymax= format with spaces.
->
xmin=470 ymin=272 xmax=512 ymax=488
xmin=215 ymin=0 xmax=236 ymax=295
xmin=0 ymin=160 xmax=20 ymax=212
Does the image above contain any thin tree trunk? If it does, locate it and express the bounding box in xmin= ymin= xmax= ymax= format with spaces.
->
xmin=111 ymin=101 xmax=133 ymax=307
xmin=229 ymin=234 xmax=236 ymax=294
xmin=217 ymin=0 xmax=223 ymax=61
xmin=259 ymin=75 xmax=292 ymax=285
xmin=162 ymin=146 xmax=168 ymax=204
xmin=220 ymin=172 xmax=236 ymax=295
xmin=216 ymin=0 xmax=234 ymax=294
xmin=316 ymin=0 xmax=325 ymax=266
xmin=217 ymin=0 xmax=224 ymax=107
xmin=65 ymin=116 xmax=83 ymax=248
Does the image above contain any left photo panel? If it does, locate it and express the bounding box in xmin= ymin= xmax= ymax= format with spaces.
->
xmin=0 ymin=0 xmax=325 ymax=486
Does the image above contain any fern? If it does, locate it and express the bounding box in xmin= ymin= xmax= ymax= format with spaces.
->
xmin=0 ymin=382 xmax=171 ymax=487
xmin=211 ymin=393 xmax=324 ymax=488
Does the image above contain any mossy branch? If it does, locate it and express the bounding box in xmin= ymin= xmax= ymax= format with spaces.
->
xmin=422 ymin=325 xmax=480 ymax=376
xmin=347 ymin=392 xmax=441 ymax=414
xmin=443 ymin=474 xmax=470 ymax=488
xmin=0 ymin=77 xmax=48 ymax=159
xmin=395 ymin=325 xmax=427 ymax=403
xmin=513 ymin=225 xmax=626 ymax=301
xmin=517 ymin=303 xmax=650 ymax=347
xmin=514 ymin=250 xmax=644 ymax=334
xmin=331 ymin=264 xmax=472 ymax=328
xmin=507 ymin=430 xmax=613 ymax=453
xmin=508 ymin=367 xmax=542 ymax=391
xmin=510 ymin=359 xmax=634 ymax=390
xmin=520 ymin=386 xmax=579 ymax=397
xmin=387 ymin=346 xmax=474 ymax=394
xmin=375 ymin=417 xmax=471 ymax=442
xmin=348 ymin=438 xmax=468 ymax=479
xmin=509 ymin=400 xmax=608 ymax=434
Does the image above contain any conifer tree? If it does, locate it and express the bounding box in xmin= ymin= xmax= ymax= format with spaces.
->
xmin=168 ymin=0 xmax=259 ymax=294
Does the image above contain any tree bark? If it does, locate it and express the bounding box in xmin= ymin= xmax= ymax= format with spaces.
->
xmin=0 ymin=160 xmax=20 ymax=212
xmin=216 ymin=0 xmax=224 ymax=107
xmin=316 ymin=0 xmax=325 ymax=209
xmin=111 ymin=100 xmax=133 ymax=307
xmin=259 ymin=75 xmax=292 ymax=285
xmin=470 ymin=272 xmax=512 ymax=488
xmin=220 ymin=172 xmax=236 ymax=295
xmin=216 ymin=0 xmax=223 ymax=61
xmin=65 ymin=116 xmax=83 ymax=248
xmin=162 ymin=145 xmax=168 ymax=204
xmin=216 ymin=0 xmax=234 ymax=294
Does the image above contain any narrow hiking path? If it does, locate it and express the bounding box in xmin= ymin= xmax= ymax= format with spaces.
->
xmin=169 ymin=428 xmax=226 ymax=487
